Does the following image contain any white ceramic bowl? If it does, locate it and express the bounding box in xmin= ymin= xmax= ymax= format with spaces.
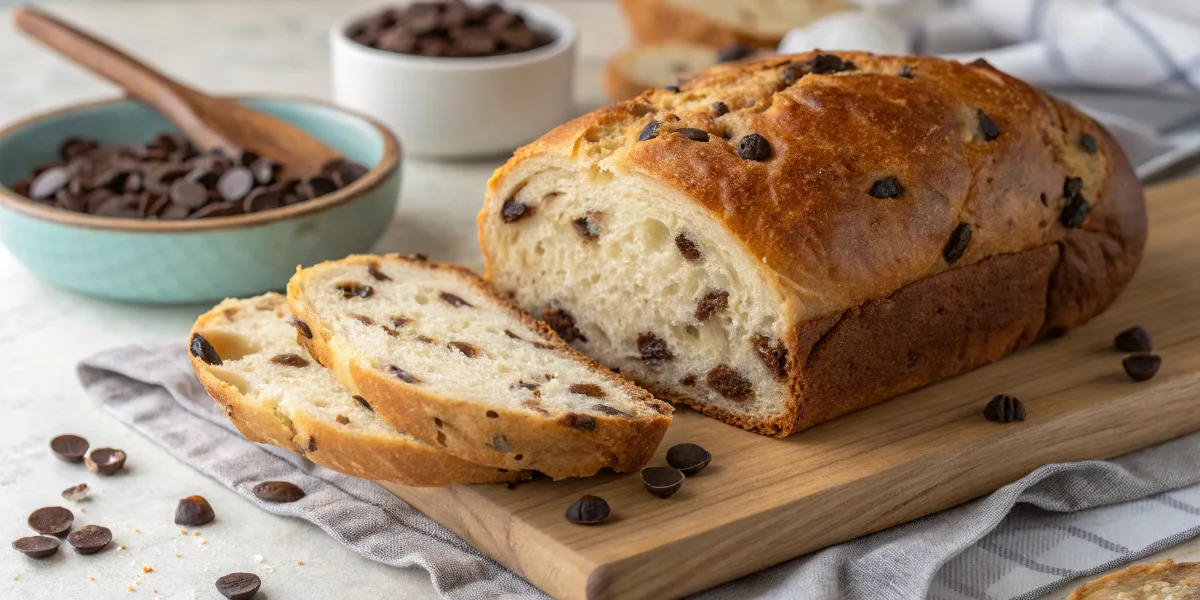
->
xmin=330 ymin=3 xmax=578 ymax=158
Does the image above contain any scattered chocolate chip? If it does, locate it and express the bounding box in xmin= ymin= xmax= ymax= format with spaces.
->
xmin=486 ymin=410 xmax=500 ymax=418
xmin=448 ymin=341 xmax=479 ymax=358
xmin=491 ymin=435 xmax=512 ymax=452
xmin=349 ymin=313 xmax=374 ymax=326
xmin=1114 ymin=326 xmax=1153 ymax=353
xmin=984 ymin=394 xmax=1026 ymax=423
xmin=217 ymin=167 xmax=254 ymax=202
xmin=174 ymin=495 xmax=216 ymax=526
xmin=592 ymin=404 xmax=630 ymax=417
xmin=737 ymin=133 xmax=771 ymax=161
xmin=12 ymin=535 xmax=59 ymax=559
xmin=250 ymin=158 xmax=280 ymax=185
xmin=751 ymin=335 xmax=788 ymax=381
xmin=804 ymin=53 xmax=852 ymax=74
xmin=336 ymin=414 xmax=350 ymax=425
xmin=1063 ymin=177 xmax=1083 ymax=198
xmin=781 ymin=63 xmax=804 ymax=86
xmin=680 ymin=374 xmax=697 ymax=386
xmin=501 ymin=199 xmax=533 ymax=223
xmin=436 ymin=431 xmax=447 ymax=446
xmin=666 ymin=443 xmax=711 ymax=476
xmin=977 ymin=109 xmax=1000 ymax=141
xmin=1123 ymin=353 xmax=1161 ymax=382
xmin=85 ymin=448 xmax=126 ymax=476
xmin=542 ymin=308 xmax=587 ymax=343
xmin=565 ymin=495 xmax=610 ymax=525
xmin=641 ymin=467 xmax=684 ymax=498
xmin=572 ymin=215 xmax=600 ymax=241
xmin=512 ymin=380 xmax=539 ymax=391
xmin=665 ymin=85 xmax=681 ymax=93
xmin=943 ymin=222 xmax=973 ymax=264
xmin=368 ymin=263 xmax=391 ymax=281
xmin=170 ymin=179 xmax=208 ymax=209
xmin=66 ymin=524 xmax=111 ymax=555
xmin=440 ymin=292 xmax=471 ymax=307
xmin=61 ymin=483 xmax=89 ymax=502
xmin=695 ymin=290 xmax=729 ymax=322
xmin=270 ymin=353 xmax=309 ymax=367
xmin=869 ymin=177 xmax=902 ymax=199
xmin=190 ymin=333 xmax=222 ymax=366
xmin=252 ymin=481 xmax=305 ymax=503
xmin=307 ymin=436 xmax=319 ymax=454
xmin=638 ymin=120 xmax=662 ymax=142
xmin=28 ymin=507 xmax=73 ymax=536
xmin=637 ymin=332 xmax=674 ymax=362
xmin=706 ymin=365 xmax=754 ymax=401
xmin=336 ymin=282 xmax=374 ymax=299
xmin=1060 ymin=195 xmax=1090 ymax=229
xmin=416 ymin=335 xmax=435 ymax=344
xmin=392 ymin=316 xmax=411 ymax=328
xmin=387 ymin=365 xmax=421 ymax=383
xmin=564 ymin=413 xmax=597 ymax=431
xmin=216 ymin=572 xmax=261 ymax=600
xmin=50 ymin=434 xmax=89 ymax=463
xmin=712 ymin=101 xmax=730 ymax=117
xmin=898 ymin=65 xmax=915 ymax=78
xmin=353 ymin=395 xmax=374 ymax=412
xmin=675 ymin=233 xmax=702 ymax=261
xmin=676 ymin=128 xmax=710 ymax=142
xmin=568 ymin=383 xmax=605 ymax=398
xmin=293 ymin=317 xmax=313 ymax=339
xmin=716 ymin=42 xmax=754 ymax=63
xmin=1080 ymin=133 xmax=1099 ymax=154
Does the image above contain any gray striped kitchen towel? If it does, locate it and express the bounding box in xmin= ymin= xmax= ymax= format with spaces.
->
xmin=79 ymin=342 xmax=1200 ymax=600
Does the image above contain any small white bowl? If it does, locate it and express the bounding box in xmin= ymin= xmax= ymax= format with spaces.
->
xmin=330 ymin=3 xmax=578 ymax=158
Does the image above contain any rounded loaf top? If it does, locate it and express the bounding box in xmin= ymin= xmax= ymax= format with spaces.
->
xmin=489 ymin=51 xmax=1145 ymax=319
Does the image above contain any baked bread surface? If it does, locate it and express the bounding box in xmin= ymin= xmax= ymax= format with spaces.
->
xmin=605 ymin=42 xmax=719 ymax=102
xmin=618 ymin=0 xmax=849 ymax=48
xmin=479 ymin=52 xmax=1147 ymax=436
xmin=189 ymin=293 xmax=524 ymax=486
xmin=1067 ymin=560 xmax=1200 ymax=599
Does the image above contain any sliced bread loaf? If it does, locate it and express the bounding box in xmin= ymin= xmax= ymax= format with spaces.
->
xmin=618 ymin=0 xmax=849 ymax=48
xmin=189 ymin=293 xmax=525 ymax=486
xmin=286 ymin=255 xmax=673 ymax=479
xmin=605 ymin=43 xmax=720 ymax=102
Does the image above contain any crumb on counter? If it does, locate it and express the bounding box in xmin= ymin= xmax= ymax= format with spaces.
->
xmin=173 ymin=554 xmax=180 ymax=558
xmin=142 ymin=566 xmax=153 ymax=573
xmin=90 ymin=576 xmax=96 ymax=581
xmin=179 ymin=529 xmax=187 ymax=535
xmin=297 ymin=560 xmax=304 ymax=565
xmin=127 ymin=585 xmax=134 ymax=592
xmin=119 ymin=545 xmax=127 ymax=551
xmin=193 ymin=531 xmax=200 ymax=537
xmin=134 ymin=529 xmax=140 ymax=533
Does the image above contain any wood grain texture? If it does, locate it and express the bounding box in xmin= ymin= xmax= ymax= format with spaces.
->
xmin=382 ymin=177 xmax=1200 ymax=600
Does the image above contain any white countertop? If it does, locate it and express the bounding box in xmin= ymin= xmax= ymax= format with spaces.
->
xmin=0 ymin=2 xmax=1195 ymax=599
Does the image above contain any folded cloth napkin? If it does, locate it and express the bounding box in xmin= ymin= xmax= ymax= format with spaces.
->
xmin=79 ymin=342 xmax=1200 ymax=600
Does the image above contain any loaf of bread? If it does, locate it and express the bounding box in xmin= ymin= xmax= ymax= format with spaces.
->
xmin=618 ymin=0 xmax=848 ymax=48
xmin=286 ymin=255 xmax=673 ymax=479
xmin=479 ymin=52 xmax=1147 ymax=436
xmin=1067 ymin=560 xmax=1200 ymax=599
xmin=189 ymin=293 xmax=525 ymax=486
xmin=605 ymin=42 xmax=720 ymax=102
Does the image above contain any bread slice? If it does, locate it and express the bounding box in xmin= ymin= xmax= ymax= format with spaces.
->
xmin=189 ymin=293 xmax=526 ymax=486
xmin=1067 ymin=560 xmax=1200 ymax=599
xmin=286 ymin=255 xmax=673 ymax=479
xmin=605 ymin=43 xmax=720 ymax=102
xmin=617 ymin=0 xmax=849 ymax=48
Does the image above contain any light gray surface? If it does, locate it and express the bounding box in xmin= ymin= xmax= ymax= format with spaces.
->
xmin=1 ymin=2 xmax=1198 ymax=599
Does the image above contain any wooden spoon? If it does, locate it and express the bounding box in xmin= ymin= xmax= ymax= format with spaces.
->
xmin=13 ymin=6 xmax=343 ymax=180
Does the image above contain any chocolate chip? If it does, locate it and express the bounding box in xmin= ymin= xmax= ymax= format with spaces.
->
xmin=781 ymin=63 xmax=804 ymax=86
xmin=1063 ymin=177 xmax=1083 ymax=198
xmin=61 ymin=483 xmax=89 ymax=502
xmin=716 ymin=42 xmax=754 ymax=63
xmin=336 ymin=414 xmax=350 ymax=425
xmin=188 ymin=202 xmax=242 ymax=219
xmin=28 ymin=506 xmax=73 ymax=536
xmin=898 ymin=65 xmax=915 ymax=78
xmin=66 ymin=524 xmax=111 ymax=555
xmin=270 ymin=353 xmax=309 ymax=367
xmin=416 ymin=335 xmax=435 ymax=344
xmin=637 ymin=332 xmax=674 ymax=362
xmin=706 ymin=365 xmax=753 ymax=401
xmin=448 ymin=341 xmax=479 ymax=358
xmin=564 ymin=413 xmax=598 ymax=431
xmin=85 ymin=447 xmax=126 ymax=476
xmin=216 ymin=572 xmax=261 ymax=600
xmin=189 ymin=333 xmax=224 ymax=366
xmin=565 ymin=495 xmax=609 ymax=525
xmin=665 ymin=85 xmax=681 ymax=93
xmin=869 ymin=177 xmax=902 ymax=199
xmin=12 ymin=535 xmax=60 ymax=559
xmin=50 ymin=434 xmax=89 ymax=463
xmin=242 ymin=188 xmax=282 ymax=213
xmin=368 ymin=264 xmax=391 ymax=281
xmin=392 ymin=316 xmax=410 ymax=328
xmin=737 ymin=134 xmax=771 ymax=161
xmin=250 ymin=158 xmax=280 ymax=185
xmin=293 ymin=317 xmax=313 ymax=339
xmin=353 ymin=395 xmax=374 ymax=412
xmin=1060 ymin=195 xmax=1090 ymax=229
xmin=1080 ymin=133 xmax=1099 ymax=154
xmin=695 ymin=290 xmax=729 ymax=322
xmin=175 ymin=495 xmax=216 ymax=526
xmin=978 ymin=109 xmax=1001 ymax=141
xmin=641 ymin=467 xmax=684 ymax=498
xmin=569 ymin=383 xmax=605 ymax=398
xmin=983 ymin=394 xmax=1026 ymax=423
xmin=675 ymin=233 xmax=702 ymax=261
xmin=1114 ymin=326 xmax=1153 ymax=353
xmin=336 ymin=282 xmax=374 ymax=299
xmin=170 ymin=179 xmax=208 ymax=209
xmin=29 ymin=166 xmax=70 ymax=200
xmin=712 ymin=101 xmax=730 ymax=117
xmin=666 ymin=443 xmax=711 ymax=476
xmin=1123 ymin=353 xmax=1161 ymax=382
xmin=943 ymin=222 xmax=973 ymax=264
xmin=512 ymin=380 xmax=539 ymax=392
xmin=751 ymin=335 xmax=788 ymax=381
xmin=543 ymin=308 xmax=587 ymax=343
xmin=593 ymin=404 xmax=630 ymax=417
xmin=680 ymin=374 xmax=697 ymax=386
xmin=349 ymin=313 xmax=374 ymax=326
xmin=486 ymin=410 xmax=500 ymax=418
xmin=676 ymin=128 xmax=710 ymax=142
xmin=804 ymin=53 xmax=852 ymax=74
xmin=387 ymin=365 xmax=421 ymax=383
xmin=572 ymin=215 xmax=600 ymax=241
xmin=252 ymin=481 xmax=305 ymax=503
xmin=501 ymin=199 xmax=533 ymax=223
xmin=638 ymin=120 xmax=662 ymax=142
xmin=440 ymin=292 xmax=471 ymax=307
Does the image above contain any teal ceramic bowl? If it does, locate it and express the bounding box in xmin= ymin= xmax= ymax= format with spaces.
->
xmin=0 ymin=96 xmax=401 ymax=303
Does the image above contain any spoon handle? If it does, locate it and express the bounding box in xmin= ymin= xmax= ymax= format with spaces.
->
xmin=12 ymin=6 xmax=233 ymax=153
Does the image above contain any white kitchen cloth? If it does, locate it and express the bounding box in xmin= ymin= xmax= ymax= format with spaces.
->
xmin=77 ymin=342 xmax=1200 ymax=599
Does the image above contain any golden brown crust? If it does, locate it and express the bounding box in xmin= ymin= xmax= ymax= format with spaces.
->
xmin=1067 ymin=560 xmax=1200 ymax=599
xmin=604 ymin=49 xmax=662 ymax=102
xmin=190 ymin=296 xmax=526 ymax=487
xmin=617 ymin=0 xmax=798 ymax=48
xmin=287 ymin=255 xmax=673 ymax=479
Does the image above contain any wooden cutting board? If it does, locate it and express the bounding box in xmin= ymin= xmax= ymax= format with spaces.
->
xmin=382 ymin=177 xmax=1200 ymax=600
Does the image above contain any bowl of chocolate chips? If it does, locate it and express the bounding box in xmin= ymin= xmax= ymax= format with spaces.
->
xmin=0 ymin=96 xmax=401 ymax=303
xmin=331 ymin=1 xmax=577 ymax=157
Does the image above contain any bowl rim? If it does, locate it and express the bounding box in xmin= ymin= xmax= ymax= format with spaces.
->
xmin=329 ymin=2 xmax=579 ymax=72
xmin=0 ymin=94 xmax=402 ymax=233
